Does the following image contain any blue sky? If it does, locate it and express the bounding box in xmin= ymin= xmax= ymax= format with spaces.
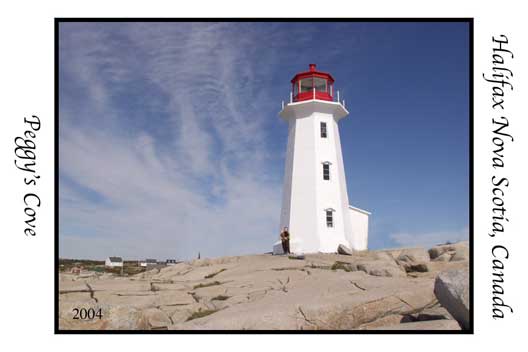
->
xmin=59 ymin=22 xmax=469 ymax=260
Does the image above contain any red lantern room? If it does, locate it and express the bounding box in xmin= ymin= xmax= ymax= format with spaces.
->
xmin=291 ymin=64 xmax=335 ymax=102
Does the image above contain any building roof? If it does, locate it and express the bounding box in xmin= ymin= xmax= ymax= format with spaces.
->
xmin=348 ymin=205 xmax=372 ymax=215
xmin=290 ymin=64 xmax=335 ymax=84
xmin=107 ymin=256 xmax=123 ymax=262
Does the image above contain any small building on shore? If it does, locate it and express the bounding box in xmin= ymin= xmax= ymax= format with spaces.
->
xmin=166 ymin=259 xmax=178 ymax=266
xmin=140 ymin=259 xmax=157 ymax=267
xmin=105 ymin=256 xmax=123 ymax=268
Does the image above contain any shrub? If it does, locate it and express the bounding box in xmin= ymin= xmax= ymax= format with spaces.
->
xmin=193 ymin=281 xmax=222 ymax=289
xmin=331 ymin=261 xmax=351 ymax=272
xmin=204 ymin=268 xmax=226 ymax=279
xmin=186 ymin=308 xmax=219 ymax=321
xmin=211 ymin=295 xmax=230 ymax=301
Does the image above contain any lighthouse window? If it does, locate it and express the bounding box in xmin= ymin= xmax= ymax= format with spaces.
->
xmin=320 ymin=122 xmax=327 ymax=138
xmin=314 ymin=77 xmax=327 ymax=92
xmin=300 ymin=78 xmax=313 ymax=93
xmin=323 ymin=163 xmax=330 ymax=180
xmin=326 ymin=210 xmax=334 ymax=228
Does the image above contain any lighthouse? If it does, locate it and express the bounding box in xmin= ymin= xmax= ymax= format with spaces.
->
xmin=273 ymin=64 xmax=370 ymax=255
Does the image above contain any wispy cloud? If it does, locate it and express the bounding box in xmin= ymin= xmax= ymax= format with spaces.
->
xmin=59 ymin=23 xmax=292 ymax=260
xmin=389 ymin=226 xmax=469 ymax=249
xmin=59 ymin=22 xmax=470 ymax=259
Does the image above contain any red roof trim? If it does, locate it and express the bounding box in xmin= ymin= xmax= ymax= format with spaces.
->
xmin=290 ymin=64 xmax=335 ymax=84
xmin=291 ymin=71 xmax=335 ymax=84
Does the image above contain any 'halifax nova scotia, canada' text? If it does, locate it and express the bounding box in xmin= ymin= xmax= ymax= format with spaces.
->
xmin=483 ymin=35 xmax=514 ymax=320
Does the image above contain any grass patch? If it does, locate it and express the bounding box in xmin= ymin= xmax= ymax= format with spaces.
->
xmin=288 ymin=255 xmax=305 ymax=260
xmin=272 ymin=267 xmax=304 ymax=271
xmin=211 ymin=294 xmax=230 ymax=301
xmin=193 ymin=281 xmax=222 ymax=289
xmin=306 ymin=263 xmax=332 ymax=270
xmin=331 ymin=261 xmax=352 ymax=272
xmin=204 ymin=268 xmax=226 ymax=279
xmin=150 ymin=283 xmax=160 ymax=292
xmin=186 ymin=308 xmax=219 ymax=321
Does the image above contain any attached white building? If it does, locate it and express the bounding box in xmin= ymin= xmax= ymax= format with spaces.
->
xmin=273 ymin=64 xmax=370 ymax=255
xmin=105 ymin=256 xmax=123 ymax=267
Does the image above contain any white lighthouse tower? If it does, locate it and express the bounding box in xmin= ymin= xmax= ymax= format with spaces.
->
xmin=273 ymin=64 xmax=370 ymax=255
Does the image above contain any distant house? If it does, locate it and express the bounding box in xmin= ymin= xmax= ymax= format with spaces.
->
xmin=105 ymin=257 xmax=123 ymax=268
xmin=71 ymin=266 xmax=82 ymax=274
xmin=166 ymin=259 xmax=178 ymax=266
xmin=140 ymin=259 xmax=157 ymax=267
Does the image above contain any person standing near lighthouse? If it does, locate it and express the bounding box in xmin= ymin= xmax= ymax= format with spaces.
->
xmin=280 ymin=227 xmax=291 ymax=254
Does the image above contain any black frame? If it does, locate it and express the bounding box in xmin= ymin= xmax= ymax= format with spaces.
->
xmin=320 ymin=121 xmax=328 ymax=138
xmin=323 ymin=163 xmax=330 ymax=180
xmin=326 ymin=210 xmax=334 ymax=227
xmin=55 ymin=17 xmax=474 ymax=334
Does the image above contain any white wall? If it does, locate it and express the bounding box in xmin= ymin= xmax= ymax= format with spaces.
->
xmin=278 ymin=120 xmax=295 ymax=234
xmin=283 ymin=110 xmax=319 ymax=253
xmin=278 ymin=100 xmax=354 ymax=254
xmin=314 ymin=111 xmax=350 ymax=252
xmin=348 ymin=206 xmax=370 ymax=250
xmin=331 ymin=114 xmax=354 ymax=251
xmin=105 ymin=258 xmax=123 ymax=267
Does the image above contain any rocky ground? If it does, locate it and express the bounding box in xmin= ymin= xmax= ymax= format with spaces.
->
xmin=58 ymin=241 xmax=469 ymax=330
